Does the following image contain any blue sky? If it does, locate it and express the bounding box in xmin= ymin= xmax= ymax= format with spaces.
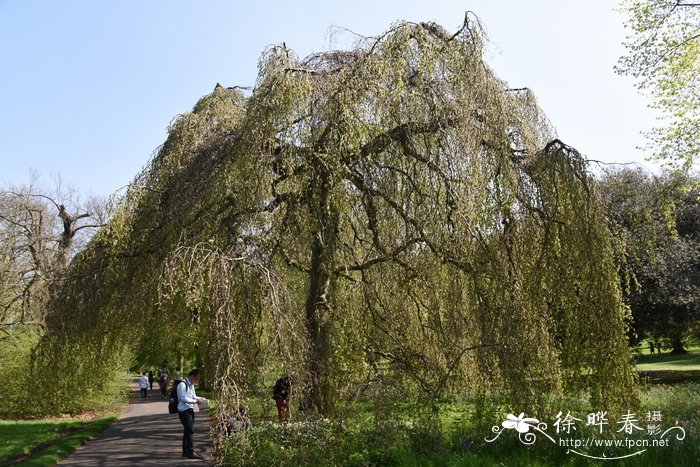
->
xmin=0 ymin=0 xmax=658 ymax=197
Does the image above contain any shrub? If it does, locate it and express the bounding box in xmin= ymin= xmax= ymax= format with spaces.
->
xmin=0 ymin=327 xmax=40 ymax=418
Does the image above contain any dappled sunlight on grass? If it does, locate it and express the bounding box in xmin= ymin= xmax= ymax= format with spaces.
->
xmin=637 ymin=352 xmax=700 ymax=371
xmin=636 ymin=350 xmax=700 ymax=385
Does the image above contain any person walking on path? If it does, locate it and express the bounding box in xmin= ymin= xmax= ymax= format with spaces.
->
xmin=148 ymin=370 xmax=154 ymax=390
xmin=177 ymin=369 xmax=207 ymax=459
xmin=139 ymin=372 xmax=149 ymax=399
xmin=159 ymin=371 xmax=169 ymax=397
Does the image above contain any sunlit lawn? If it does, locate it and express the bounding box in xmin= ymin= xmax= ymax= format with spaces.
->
xmin=637 ymin=345 xmax=700 ymax=384
xmin=0 ymin=419 xmax=85 ymax=461
xmin=0 ymin=414 xmax=118 ymax=465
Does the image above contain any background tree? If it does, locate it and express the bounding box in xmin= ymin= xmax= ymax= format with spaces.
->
xmin=599 ymin=168 xmax=700 ymax=353
xmin=617 ymin=0 xmax=700 ymax=172
xmin=0 ymin=178 xmax=106 ymax=331
xmin=0 ymin=176 xmax=106 ymax=416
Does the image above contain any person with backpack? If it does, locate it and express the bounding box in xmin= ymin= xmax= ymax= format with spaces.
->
xmin=272 ymin=376 xmax=292 ymax=422
xmin=175 ymin=368 xmax=207 ymax=460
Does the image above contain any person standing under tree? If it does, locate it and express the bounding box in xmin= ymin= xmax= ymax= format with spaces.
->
xmin=148 ymin=370 xmax=154 ymax=390
xmin=272 ymin=376 xmax=292 ymax=422
xmin=138 ymin=372 xmax=149 ymax=399
xmin=176 ymin=368 xmax=207 ymax=459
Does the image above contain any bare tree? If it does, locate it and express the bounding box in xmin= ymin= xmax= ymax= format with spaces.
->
xmin=0 ymin=175 xmax=106 ymax=331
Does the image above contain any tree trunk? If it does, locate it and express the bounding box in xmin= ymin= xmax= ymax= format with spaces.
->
xmin=301 ymin=166 xmax=338 ymax=415
xmin=669 ymin=306 xmax=688 ymax=355
xmin=670 ymin=337 xmax=687 ymax=355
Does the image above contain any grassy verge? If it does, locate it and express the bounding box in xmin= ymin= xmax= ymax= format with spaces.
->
xmin=0 ymin=419 xmax=85 ymax=461
xmin=218 ymin=352 xmax=700 ymax=466
xmin=637 ymin=350 xmax=700 ymax=384
xmin=220 ymin=384 xmax=700 ymax=466
xmin=0 ymin=413 xmax=119 ymax=465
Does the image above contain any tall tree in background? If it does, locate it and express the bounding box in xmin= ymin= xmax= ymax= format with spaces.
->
xmin=617 ymin=0 xmax=700 ymax=172
xmin=600 ymin=168 xmax=700 ymax=353
xmin=0 ymin=179 xmax=105 ymax=331
xmin=0 ymin=178 xmax=106 ymax=416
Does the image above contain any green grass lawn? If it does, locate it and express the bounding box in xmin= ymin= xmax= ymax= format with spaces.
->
xmin=0 ymin=419 xmax=85 ymax=461
xmin=636 ymin=348 xmax=700 ymax=384
xmin=0 ymin=414 xmax=118 ymax=465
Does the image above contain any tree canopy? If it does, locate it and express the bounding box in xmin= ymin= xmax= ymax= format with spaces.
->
xmin=600 ymin=168 xmax=700 ymax=352
xmin=31 ymin=18 xmax=637 ymax=423
xmin=617 ymin=0 xmax=700 ymax=172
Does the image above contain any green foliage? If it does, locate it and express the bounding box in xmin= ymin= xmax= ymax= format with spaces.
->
xmin=599 ymin=168 xmax=700 ymax=351
xmin=222 ymin=417 xmax=464 ymax=466
xmin=0 ymin=326 xmax=40 ymax=417
xmin=222 ymin=420 xmax=347 ymax=466
xmin=220 ymin=384 xmax=700 ymax=466
xmin=32 ymin=18 xmax=635 ymax=448
xmin=617 ymin=0 xmax=700 ymax=172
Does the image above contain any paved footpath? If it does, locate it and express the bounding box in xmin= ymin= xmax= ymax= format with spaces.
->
xmin=59 ymin=383 xmax=214 ymax=466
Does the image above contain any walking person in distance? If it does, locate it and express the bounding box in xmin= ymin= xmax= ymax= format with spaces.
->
xmin=159 ymin=370 xmax=169 ymax=397
xmin=138 ymin=372 xmax=149 ymax=399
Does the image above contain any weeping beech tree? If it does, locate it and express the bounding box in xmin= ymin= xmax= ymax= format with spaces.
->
xmin=33 ymin=17 xmax=636 ymax=420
